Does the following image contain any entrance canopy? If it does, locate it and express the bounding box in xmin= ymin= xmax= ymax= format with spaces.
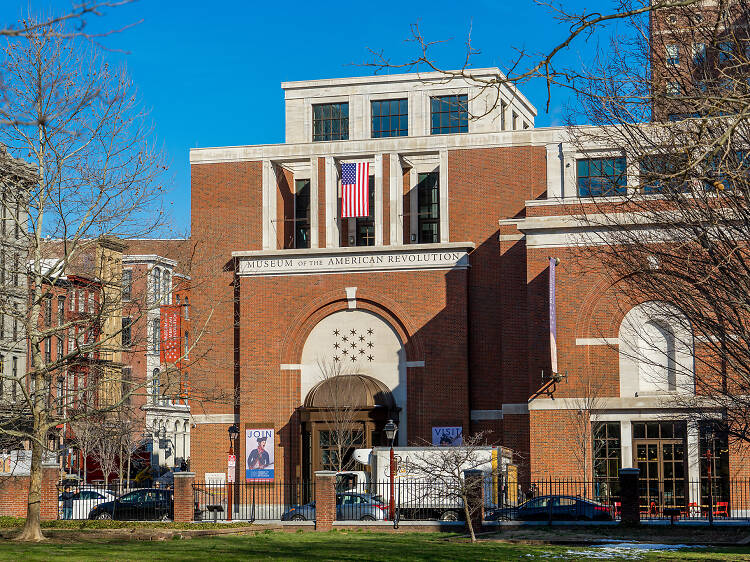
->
xmin=303 ymin=374 xmax=397 ymax=412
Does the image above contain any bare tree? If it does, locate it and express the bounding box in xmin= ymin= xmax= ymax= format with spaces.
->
xmin=89 ymin=423 xmax=120 ymax=488
xmin=69 ymin=417 xmax=101 ymax=484
xmin=364 ymin=1 xmax=703 ymax=113
xmin=565 ymin=372 xmax=608 ymax=482
xmin=0 ymin=18 xmax=170 ymax=541
xmin=116 ymin=410 xmax=144 ymax=492
xmin=312 ymin=358 xmax=366 ymax=473
xmin=561 ymin=0 xmax=750 ymax=447
xmin=410 ymin=433 xmax=491 ymax=543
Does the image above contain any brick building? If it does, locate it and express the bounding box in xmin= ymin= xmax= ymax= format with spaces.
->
xmin=185 ymin=65 xmax=750 ymax=514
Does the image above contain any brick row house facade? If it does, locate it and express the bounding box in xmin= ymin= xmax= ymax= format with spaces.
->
xmin=14 ymin=238 xmax=193 ymax=481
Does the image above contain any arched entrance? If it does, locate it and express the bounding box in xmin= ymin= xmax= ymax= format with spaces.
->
xmin=299 ymin=308 xmax=408 ymax=443
xmin=300 ymin=374 xmax=400 ymax=480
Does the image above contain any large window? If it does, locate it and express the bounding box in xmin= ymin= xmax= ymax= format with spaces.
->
xmin=152 ymin=318 xmax=160 ymax=354
xmin=122 ymin=269 xmax=132 ymax=301
xmin=417 ymin=172 xmax=440 ymax=243
xmin=122 ymin=317 xmax=132 ymax=349
xmin=371 ymin=99 xmax=408 ymax=137
xmin=57 ymin=296 xmax=65 ymax=325
xmin=313 ymin=103 xmax=349 ymax=141
xmin=666 ymin=44 xmax=680 ymax=66
xmin=430 ymin=94 xmax=468 ymax=134
xmin=355 ymin=176 xmax=375 ymax=246
xmin=152 ymin=368 xmax=160 ymax=404
xmin=294 ymin=179 xmax=311 ymax=249
xmin=577 ymin=157 xmax=627 ymax=197
xmin=163 ymin=270 xmax=171 ymax=305
xmin=699 ymin=421 xmax=729 ymax=507
xmin=152 ymin=268 xmax=161 ymax=304
xmin=593 ymin=422 xmax=621 ymax=501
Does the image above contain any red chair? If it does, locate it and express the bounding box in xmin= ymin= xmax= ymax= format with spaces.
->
xmin=683 ymin=502 xmax=699 ymax=518
xmin=713 ymin=502 xmax=729 ymax=517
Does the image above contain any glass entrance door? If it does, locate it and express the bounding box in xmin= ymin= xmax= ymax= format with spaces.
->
xmin=633 ymin=422 xmax=687 ymax=514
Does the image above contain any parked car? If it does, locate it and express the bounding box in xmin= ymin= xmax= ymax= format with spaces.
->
xmin=281 ymin=492 xmax=388 ymax=521
xmin=88 ymin=488 xmax=174 ymax=521
xmin=59 ymin=488 xmax=117 ymax=520
xmin=485 ymin=495 xmax=614 ymax=522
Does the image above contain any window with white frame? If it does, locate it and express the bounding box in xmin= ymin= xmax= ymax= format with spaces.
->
xmin=692 ymin=43 xmax=706 ymax=65
xmin=666 ymin=44 xmax=679 ymax=66
xmin=163 ymin=270 xmax=171 ymax=305
xmin=153 ymin=268 xmax=161 ymax=304
xmin=122 ymin=269 xmax=132 ymax=301
xmin=152 ymin=318 xmax=160 ymax=354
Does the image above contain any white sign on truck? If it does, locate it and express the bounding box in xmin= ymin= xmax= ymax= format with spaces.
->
xmin=338 ymin=446 xmax=514 ymax=521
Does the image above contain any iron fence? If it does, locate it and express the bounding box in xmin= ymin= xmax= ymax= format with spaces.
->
xmin=57 ymin=483 xmax=172 ymax=521
xmin=637 ymin=478 xmax=750 ymax=521
xmin=489 ymin=478 xmax=750 ymax=522
xmin=192 ymin=481 xmax=314 ymax=522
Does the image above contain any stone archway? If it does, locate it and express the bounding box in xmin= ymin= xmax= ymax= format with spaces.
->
xmin=299 ymin=309 xmax=407 ymax=447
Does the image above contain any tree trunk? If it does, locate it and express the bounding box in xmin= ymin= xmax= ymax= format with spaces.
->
xmin=17 ymin=440 xmax=45 ymax=541
xmin=127 ymin=452 xmax=131 ymax=491
xmin=462 ymin=492 xmax=476 ymax=543
xmin=118 ymin=444 xmax=123 ymax=495
xmin=83 ymin=454 xmax=87 ymax=485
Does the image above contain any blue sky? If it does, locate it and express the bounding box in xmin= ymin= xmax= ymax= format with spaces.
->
xmin=0 ymin=0 xmax=604 ymax=235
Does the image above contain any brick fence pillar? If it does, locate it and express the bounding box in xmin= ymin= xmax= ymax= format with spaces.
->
xmin=173 ymin=472 xmax=196 ymax=522
xmin=40 ymin=463 xmax=61 ymax=521
xmin=619 ymin=468 xmax=640 ymax=525
xmin=464 ymin=470 xmax=485 ymax=534
xmin=314 ymin=470 xmax=337 ymax=531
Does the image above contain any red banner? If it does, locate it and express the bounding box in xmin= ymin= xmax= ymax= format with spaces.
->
xmin=160 ymin=305 xmax=181 ymax=364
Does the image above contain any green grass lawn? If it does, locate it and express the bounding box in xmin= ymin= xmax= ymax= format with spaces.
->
xmin=0 ymin=531 xmax=748 ymax=561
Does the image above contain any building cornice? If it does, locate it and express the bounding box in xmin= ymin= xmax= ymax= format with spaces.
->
xmin=189 ymin=128 xmax=569 ymax=165
xmin=123 ymin=254 xmax=178 ymax=268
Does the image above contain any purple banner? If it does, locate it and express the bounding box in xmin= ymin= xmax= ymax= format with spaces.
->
xmin=549 ymin=257 xmax=558 ymax=374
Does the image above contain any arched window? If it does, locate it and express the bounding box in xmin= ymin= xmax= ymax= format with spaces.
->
xmin=152 ymin=368 xmax=160 ymax=403
xmin=153 ymin=268 xmax=161 ymax=303
xmin=163 ymin=270 xmax=171 ymax=305
xmin=618 ymin=301 xmax=693 ymax=397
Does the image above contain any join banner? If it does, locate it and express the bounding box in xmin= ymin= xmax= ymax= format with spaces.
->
xmin=246 ymin=428 xmax=274 ymax=482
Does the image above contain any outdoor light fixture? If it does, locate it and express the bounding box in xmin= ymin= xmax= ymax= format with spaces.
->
xmin=384 ymin=419 xmax=398 ymax=443
xmin=228 ymin=423 xmax=240 ymax=442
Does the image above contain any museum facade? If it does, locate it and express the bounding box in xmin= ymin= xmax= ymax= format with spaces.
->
xmin=185 ymin=68 xmax=749 ymax=501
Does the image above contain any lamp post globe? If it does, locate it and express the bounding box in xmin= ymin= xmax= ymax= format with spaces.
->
xmin=384 ymin=419 xmax=398 ymax=444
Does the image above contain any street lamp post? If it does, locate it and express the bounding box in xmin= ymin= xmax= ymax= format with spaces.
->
xmin=384 ymin=419 xmax=398 ymax=522
xmin=227 ymin=424 xmax=239 ymax=522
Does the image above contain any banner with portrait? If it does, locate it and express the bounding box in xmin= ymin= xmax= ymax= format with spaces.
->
xmin=246 ymin=428 xmax=274 ymax=482
xmin=432 ymin=426 xmax=463 ymax=446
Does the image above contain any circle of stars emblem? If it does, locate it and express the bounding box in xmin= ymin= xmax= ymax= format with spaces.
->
xmin=332 ymin=327 xmax=374 ymax=363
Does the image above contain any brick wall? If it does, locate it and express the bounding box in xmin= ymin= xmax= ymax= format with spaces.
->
xmin=0 ymin=465 xmax=60 ymax=520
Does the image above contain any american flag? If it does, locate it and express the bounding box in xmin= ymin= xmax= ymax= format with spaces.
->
xmin=341 ymin=162 xmax=370 ymax=218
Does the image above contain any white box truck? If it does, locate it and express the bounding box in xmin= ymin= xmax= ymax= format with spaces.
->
xmin=337 ymin=446 xmax=515 ymax=521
